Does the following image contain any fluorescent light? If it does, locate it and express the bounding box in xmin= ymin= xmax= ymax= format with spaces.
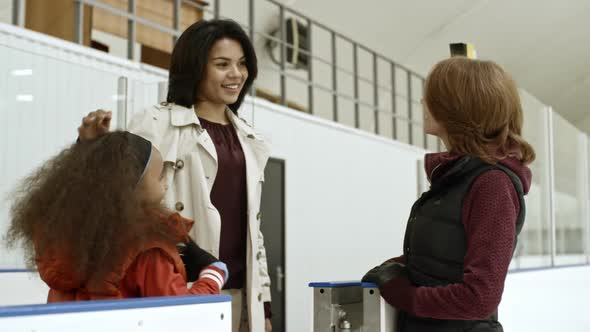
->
xmin=11 ymin=69 xmax=33 ymax=76
xmin=16 ymin=94 xmax=34 ymax=102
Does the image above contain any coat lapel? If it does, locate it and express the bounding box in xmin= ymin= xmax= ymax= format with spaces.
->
xmin=170 ymin=105 xmax=218 ymax=163
xmin=195 ymin=129 xmax=218 ymax=164
xmin=228 ymin=109 xmax=270 ymax=174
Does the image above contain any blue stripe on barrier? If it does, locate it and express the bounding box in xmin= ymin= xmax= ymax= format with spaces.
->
xmin=308 ymin=281 xmax=377 ymax=288
xmin=0 ymin=295 xmax=231 ymax=318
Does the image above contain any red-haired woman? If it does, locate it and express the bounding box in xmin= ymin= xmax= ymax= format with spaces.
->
xmin=363 ymin=57 xmax=535 ymax=332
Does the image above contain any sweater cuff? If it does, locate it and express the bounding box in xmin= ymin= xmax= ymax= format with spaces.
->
xmin=198 ymin=265 xmax=226 ymax=290
xmin=210 ymin=262 xmax=229 ymax=282
xmin=264 ymin=301 xmax=272 ymax=319
xmin=379 ymin=275 xmax=415 ymax=314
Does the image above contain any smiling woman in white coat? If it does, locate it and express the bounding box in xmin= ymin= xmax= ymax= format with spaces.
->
xmin=77 ymin=19 xmax=272 ymax=332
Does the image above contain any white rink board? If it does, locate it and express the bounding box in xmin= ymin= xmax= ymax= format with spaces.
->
xmin=0 ymin=295 xmax=232 ymax=332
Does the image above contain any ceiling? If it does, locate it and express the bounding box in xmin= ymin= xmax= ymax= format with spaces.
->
xmin=282 ymin=0 xmax=590 ymax=132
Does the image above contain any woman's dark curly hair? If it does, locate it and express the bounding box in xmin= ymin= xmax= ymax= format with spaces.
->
xmin=5 ymin=131 xmax=178 ymax=280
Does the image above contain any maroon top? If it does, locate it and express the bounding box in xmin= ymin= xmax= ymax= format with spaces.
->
xmin=199 ymin=118 xmax=248 ymax=290
xmin=380 ymin=152 xmax=532 ymax=320
xmin=199 ymin=118 xmax=272 ymax=319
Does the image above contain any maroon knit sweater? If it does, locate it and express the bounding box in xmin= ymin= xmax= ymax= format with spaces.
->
xmin=380 ymin=152 xmax=532 ymax=320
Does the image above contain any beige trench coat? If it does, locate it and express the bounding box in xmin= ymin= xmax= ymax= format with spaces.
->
xmin=128 ymin=102 xmax=272 ymax=331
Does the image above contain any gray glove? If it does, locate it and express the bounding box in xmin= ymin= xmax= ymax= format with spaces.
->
xmin=361 ymin=261 xmax=408 ymax=288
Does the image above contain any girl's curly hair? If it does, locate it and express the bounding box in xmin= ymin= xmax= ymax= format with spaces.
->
xmin=5 ymin=131 xmax=177 ymax=280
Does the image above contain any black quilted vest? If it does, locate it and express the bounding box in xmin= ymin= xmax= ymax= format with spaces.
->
xmin=399 ymin=156 xmax=525 ymax=332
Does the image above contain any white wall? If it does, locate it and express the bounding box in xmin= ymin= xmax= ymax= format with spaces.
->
xmin=241 ymin=97 xmax=424 ymax=331
xmin=0 ymin=22 xmax=166 ymax=268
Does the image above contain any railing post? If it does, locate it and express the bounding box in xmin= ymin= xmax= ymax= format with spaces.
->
xmin=214 ymin=0 xmax=220 ymax=19
xmin=582 ymin=134 xmax=590 ymax=264
xmin=249 ymin=0 xmax=256 ymax=99
xmin=353 ymin=43 xmax=359 ymax=128
xmin=578 ymin=133 xmax=590 ymax=264
xmin=172 ymin=0 xmax=180 ymax=45
xmin=422 ymin=78 xmax=427 ymax=150
xmin=279 ymin=5 xmax=287 ymax=106
xmin=249 ymin=0 xmax=255 ymax=42
xmin=373 ymin=52 xmax=379 ymax=134
xmin=307 ymin=19 xmax=313 ymax=114
xmin=391 ymin=62 xmax=397 ymax=140
xmin=546 ymin=107 xmax=557 ymax=266
xmin=12 ymin=0 xmax=23 ymax=26
xmin=158 ymin=81 xmax=168 ymax=104
xmin=127 ymin=0 xmax=136 ymax=60
xmin=331 ymin=31 xmax=338 ymax=122
xmin=74 ymin=0 xmax=84 ymax=44
xmin=117 ymin=77 xmax=128 ymax=130
xmin=407 ymin=71 xmax=413 ymax=145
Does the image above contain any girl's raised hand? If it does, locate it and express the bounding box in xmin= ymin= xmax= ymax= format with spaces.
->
xmin=77 ymin=110 xmax=112 ymax=141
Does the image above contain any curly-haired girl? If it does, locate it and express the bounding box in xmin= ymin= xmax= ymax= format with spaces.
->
xmin=6 ymin=131 xmax=228 ymax=302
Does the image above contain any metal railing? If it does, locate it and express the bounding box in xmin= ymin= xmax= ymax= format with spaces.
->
xmin=263 ymin=0 xmax=430 ymax=148
xmin=11 ymin=0 xmax=433 ymax=151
